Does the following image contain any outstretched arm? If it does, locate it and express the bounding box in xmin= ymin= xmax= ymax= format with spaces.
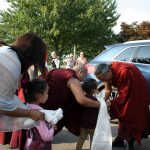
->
xmin=68 ymin=78 xmax=100 ymax=108
xmin=0 ymin=108 xmax=45 ymax=121
xmin=104 ymin=81 xmax=112 ymax=101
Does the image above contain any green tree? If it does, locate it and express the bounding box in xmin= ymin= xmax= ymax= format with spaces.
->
xmin=0 ymin=0 xmax=119 ymax=59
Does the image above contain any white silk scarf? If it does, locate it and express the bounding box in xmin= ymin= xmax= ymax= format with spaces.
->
xmin=91 ymin=92 xmax=112 ymax=150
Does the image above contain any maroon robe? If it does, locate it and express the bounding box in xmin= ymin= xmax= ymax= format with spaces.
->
xmin=81 ymin=95 xmax=98 ymax=129
xmin=109 ymin=62 xmax=149 ymax=144
xmin=41 ymin=68 xmax=81 ymax=136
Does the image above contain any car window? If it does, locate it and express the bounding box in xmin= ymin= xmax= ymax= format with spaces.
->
xmin=90 ymin=44 xmax=128 ymax=62
xmin=134 ymin=46 xmax=150 ymax=64
xmin=114 ymin=47 xmax=136 ymax=62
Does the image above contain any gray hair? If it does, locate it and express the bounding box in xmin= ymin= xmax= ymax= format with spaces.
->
xmin=94 ymin=63 xmax=111 ymax=75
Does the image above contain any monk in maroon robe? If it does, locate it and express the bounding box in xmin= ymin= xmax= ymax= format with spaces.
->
xmin=41 ymin=64 xmax=100 ymax=136
xmin=94 ymin=61 xmax=149 ymax=150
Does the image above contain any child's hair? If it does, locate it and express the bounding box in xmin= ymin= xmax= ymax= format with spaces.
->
xmin=82 ymin=78 xmax=98 ymax=95
xmin=23 ymin=78 xmax=48 ymax=103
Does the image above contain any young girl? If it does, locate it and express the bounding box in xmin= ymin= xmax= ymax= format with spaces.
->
xmin=24 ymin=79 xmax=56 ymax=150
xmin=76 ymin=78 xmax=99 ymax=150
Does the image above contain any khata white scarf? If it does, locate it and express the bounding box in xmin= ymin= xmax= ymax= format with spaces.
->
xmin=91 ymin=92 xmax=112 ymax=150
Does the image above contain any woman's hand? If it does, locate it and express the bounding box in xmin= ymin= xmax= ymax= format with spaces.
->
xmin=29 ymin=109 xmax=45 ymax=121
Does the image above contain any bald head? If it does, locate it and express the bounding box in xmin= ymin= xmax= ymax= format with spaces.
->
xmin=73 ymin=63 xmax=87 ymax=81
xmin=73 ymin=63 xmax=87 ymax=73
xmin=51 ymin=51 xmax=57 ymax=58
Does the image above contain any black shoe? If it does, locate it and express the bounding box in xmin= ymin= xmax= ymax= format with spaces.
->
xmin=126 ymin=137 xmax=135 ymax=150
xmin=112 ymin=136 xmax=125 ymax=147
xmin=126 ymin=143 xmax=134 ymax=150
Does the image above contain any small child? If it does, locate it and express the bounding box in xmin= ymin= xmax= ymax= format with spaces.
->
xmin=24 ymin=79 xmax=56 ymax=150
xmin=76 ymin=78 xmax=99 ymax=150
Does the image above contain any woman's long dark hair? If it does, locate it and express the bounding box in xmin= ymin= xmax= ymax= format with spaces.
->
xmin=11 ymin=32 xmax=47 ymax=77
xmin=0 ymin=40 xmax=7 ymax=47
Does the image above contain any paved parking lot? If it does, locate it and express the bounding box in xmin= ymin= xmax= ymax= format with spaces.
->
xmin=52 ymin=124 xmax=150 ymax=150
xmin=0 ymin=123 xmax=150 ymax=150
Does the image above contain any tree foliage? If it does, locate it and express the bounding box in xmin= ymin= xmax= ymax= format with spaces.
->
xmin=0 ymin=0 xmax=119 ymax=59
xmin=117 ymin=21 xmax=150 ymax=42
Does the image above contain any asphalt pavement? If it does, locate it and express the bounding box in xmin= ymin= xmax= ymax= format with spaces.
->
xmin=0 ymin=123 xmax=150 ymax=150
xmin=52 ymin=124 xmax=150 ymax=150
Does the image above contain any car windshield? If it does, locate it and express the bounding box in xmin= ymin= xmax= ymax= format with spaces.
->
xmin=89 ymin=44 xmax=128 ymax=63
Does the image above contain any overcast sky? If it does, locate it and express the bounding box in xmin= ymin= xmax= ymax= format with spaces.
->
xmin=114 ymin=0 xmax=150 ymax=33
xmin=1 ymin=0 xmax=150 ymax=33
xmin=0 ymin=0 xmax=9 ymax=10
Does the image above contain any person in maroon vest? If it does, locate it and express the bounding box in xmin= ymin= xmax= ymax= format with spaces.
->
xmin=76 ymin=78 xmax=99 ymax=149
xmin=41 ymin=64 xmax=100 ymax=136
xmin=94 ymin=61 xmax=149 ymax=150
